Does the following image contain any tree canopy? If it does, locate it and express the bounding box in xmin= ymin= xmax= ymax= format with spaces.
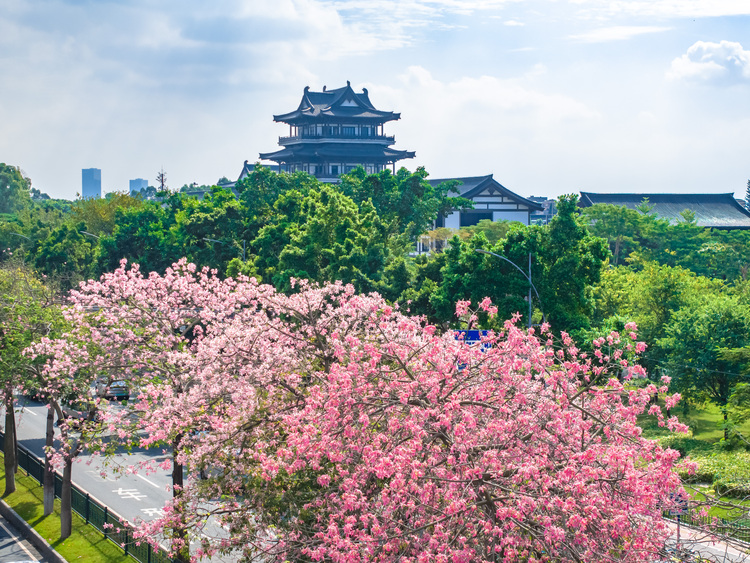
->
xmin=29 ymin=261 xmax=686 ymax=563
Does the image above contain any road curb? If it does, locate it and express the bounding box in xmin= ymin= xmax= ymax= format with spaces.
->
xmin=0 ymin=498 xmax=68 ymax=563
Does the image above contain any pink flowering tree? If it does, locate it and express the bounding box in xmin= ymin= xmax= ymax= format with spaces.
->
xmin=130 ymin=279 xmax=686 ymax=562
xmin=29 ymin=260 xmax=688 ymax=561
xmin=26 ymin=259 xmax=253 ymax=551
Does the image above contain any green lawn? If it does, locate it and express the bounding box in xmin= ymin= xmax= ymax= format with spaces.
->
xmin=639 ymin=401 xmax=750 ymax=442
xmin=0 ymin=463 xmax=131 ymax=563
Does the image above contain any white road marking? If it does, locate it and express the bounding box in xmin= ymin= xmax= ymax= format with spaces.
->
xmin=112 ymin=488 xmax=147 ymax=501
xmin=141 ymin=508 xmax=164 ymax=517
xmin=137 ymin=473 xmax=160 ymax=488
xmin=0 ymin=516 xmax=38 ymax=561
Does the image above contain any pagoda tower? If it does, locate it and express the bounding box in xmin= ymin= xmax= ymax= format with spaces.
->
xmin=259 ymin=81 xmax=415 ymax=181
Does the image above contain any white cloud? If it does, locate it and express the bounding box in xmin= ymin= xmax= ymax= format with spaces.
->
xmin=503 ymin=19 xmax=525 ymax=26
xmin=569 ymin=26 xmax=671 ymax=43
xmin=668 ymin=40 xmax=750 ymax=84
xmin=569 ymin=0 xmax=750 ymax=18
xmin=362 ymin=67 xmax=601 ymax=183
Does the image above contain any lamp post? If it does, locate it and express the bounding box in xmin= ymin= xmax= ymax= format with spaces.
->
xmin=79 ymin=231 xmax=100 ymax=239
xmin=9 ymin=233 xmax=31 ymax=241
xmin=475 ymin=249 xmax=544 ymax=329
xmin=203 ymin=238 xmax=246 ymax=262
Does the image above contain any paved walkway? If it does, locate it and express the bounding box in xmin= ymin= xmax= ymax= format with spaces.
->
xmin=667 ymin=519 xmax=750 ymax=562
xmin=0 ymin=513 xmax=46 ymax=562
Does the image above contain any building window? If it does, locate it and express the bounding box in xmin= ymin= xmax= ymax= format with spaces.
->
xmin=331 ymin=165 xmax=339 ymax=176
xmin=342 ymin=126 xmax=355 ymax=136
xmin=460 ymin=211 xmax=493 ymax=227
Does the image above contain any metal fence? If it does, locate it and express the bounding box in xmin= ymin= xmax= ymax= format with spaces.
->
xmin=665 ymin=511 xmax=750 ymax=545
xmin=1 ymin=431 xmax=174 ymax=563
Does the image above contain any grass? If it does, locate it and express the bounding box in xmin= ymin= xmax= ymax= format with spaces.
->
xmin=639 ymin=401 xmax=750 ymax=442
xmin=0 ymin=462 xmax=132 ymax=563
xmin=684 ymin=484 xmax=750 ymax=521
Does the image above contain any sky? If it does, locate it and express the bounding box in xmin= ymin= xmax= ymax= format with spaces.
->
xmin=1 ymin=0 xmax=749 ymax=201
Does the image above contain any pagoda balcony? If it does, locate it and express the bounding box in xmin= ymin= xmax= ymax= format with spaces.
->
xmin=279 ymin=133 xmax=395 ymax=144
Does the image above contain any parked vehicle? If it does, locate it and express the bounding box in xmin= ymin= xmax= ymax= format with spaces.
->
xmin=95 ymin=378 xmax=130 ymax=400
xmin=56 ymin=400 xmax=96 ymax=429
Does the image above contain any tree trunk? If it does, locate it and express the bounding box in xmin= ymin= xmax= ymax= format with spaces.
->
xmin=3 ymin=393 xmax=16 ymax=495
xmin=60 ymin=458 xmax=73 ymax=539
xmin=172 ymin=437 xmax=189 ymax=563
xmin=43 ymin=406 xmax=55 ymax=515
xmin=724 ymin=409 xmax=729 ymax=441
xmin=613 ymin=235 xmax=621 ymax=267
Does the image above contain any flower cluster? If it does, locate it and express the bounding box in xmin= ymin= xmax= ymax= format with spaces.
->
xmin=27 ymin=261 xmax=686 ymax=562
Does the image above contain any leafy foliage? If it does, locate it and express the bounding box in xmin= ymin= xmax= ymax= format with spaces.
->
xmin=29 ymin=262 xmax=686 ymax=562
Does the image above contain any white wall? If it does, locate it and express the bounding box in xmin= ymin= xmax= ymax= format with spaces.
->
xmin=493 ymin=211 xmax=529 ymax=225
xmin=445 ymin=212 xmax=460 ymax=229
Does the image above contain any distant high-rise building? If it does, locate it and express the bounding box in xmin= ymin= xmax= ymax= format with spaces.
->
xmin=129 ymin=178 xmax=148 ymax=195
xmin=82 ymin=168 xmax=101 ymax=199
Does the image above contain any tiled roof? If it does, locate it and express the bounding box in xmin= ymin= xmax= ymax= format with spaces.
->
xmin=579 ymin=192 xmax=750 ymax=229
xmin=273 ymin=82 xmax=399 ymax=123
xmin=428 ymin=175 xmax=543 ymax=211
xmin=260 ymin=144 xmax=415 ymax=162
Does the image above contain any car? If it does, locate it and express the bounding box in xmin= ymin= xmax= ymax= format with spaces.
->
xmin=95 ymin=378 xmax=130 ymax=400
xmin=56 ymin=400 xmax=96 ymax=429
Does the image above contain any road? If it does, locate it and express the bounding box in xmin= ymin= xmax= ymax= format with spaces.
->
xmin=13 ymin=397 xmax=234 ymax=561
xmin=666 ymin=520 xmax=750 ymax=562
xmin=0 ymin=513 xmax=46 ymax=562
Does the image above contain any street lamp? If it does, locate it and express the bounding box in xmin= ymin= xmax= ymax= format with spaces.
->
xmin=203 ymin=238 xmax=246 ymax=262
xmin=79 ymin=231 xmax=100 ymax=239
xmin=475 ymin=249 xmax=544 ymax=328
xmin=9 ymin=232 xmax=31 ymax=241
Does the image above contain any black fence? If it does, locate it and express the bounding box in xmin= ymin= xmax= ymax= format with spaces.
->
xmin=1 ymin=431 xmax=173 ymax=563
xmin=665 ymin=510 xmax=750 ymax=545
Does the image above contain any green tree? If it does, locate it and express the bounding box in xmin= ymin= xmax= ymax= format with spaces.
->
xmin=235 ymin=166 xmax=317 ymax=237
xmin=397 ymin=195 xmax=609 ymax=333
xmin=340 ymin=166 xmax=471 ymax=239
xmin=69 ymin=192 xmax=142 ymax=236
xmin=96 ymin=201 xmax=182 ymax=275
xmin=592 ymin=263 xmax=723 ymax=359
xmin=458 ymin=219 xmax=512 ymax=245
xmin=174 ymin=186 xmax=246 ymax=271
xmin=535 ymin=194 xmax=610 ymax=331
xmin=32 ymin=222 xmax=97 ymax=290
xmin=661 ymin=293 xmax=750 ymax=435
xmin=0 ymin=263 xmax=61 ymax=496
xmin=254 ymin=185 xmax=389 ymax=293
xmin=581 ymin=203 xmax=643 ymax=266
xmin=0 ymin=163 xmax=32 ymax=215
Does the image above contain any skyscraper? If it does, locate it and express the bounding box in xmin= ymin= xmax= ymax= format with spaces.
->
xmin=82 ymin=168 xmax=101 ymax=199
xmin=129 ymin=178 xmax=148 ymax=195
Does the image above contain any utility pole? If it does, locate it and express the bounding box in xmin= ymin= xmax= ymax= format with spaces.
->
xmin=156 ymin=168 xmax=167 ymax=191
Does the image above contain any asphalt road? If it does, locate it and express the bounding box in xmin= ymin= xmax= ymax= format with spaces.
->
xmin=13 ymin=397 xmax=234 ymax=561
xmin=0 ymin=514 xmax=45 ymax=562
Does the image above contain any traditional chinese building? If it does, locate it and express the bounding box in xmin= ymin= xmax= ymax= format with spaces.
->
xmin=259 ymin=81 xmax=415 ymax=181
xmin=429 ymin=175 xmax=543 ymax=227
xmin=579 ymin=192 xmax=750 ymax=229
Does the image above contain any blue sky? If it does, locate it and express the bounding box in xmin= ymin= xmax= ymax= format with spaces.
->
xmin=1 ymin=0 xmax=749 ymax=200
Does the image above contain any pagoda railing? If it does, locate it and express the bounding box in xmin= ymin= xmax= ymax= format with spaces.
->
xmin=279 ymin=133 xmax=395 ymax=144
